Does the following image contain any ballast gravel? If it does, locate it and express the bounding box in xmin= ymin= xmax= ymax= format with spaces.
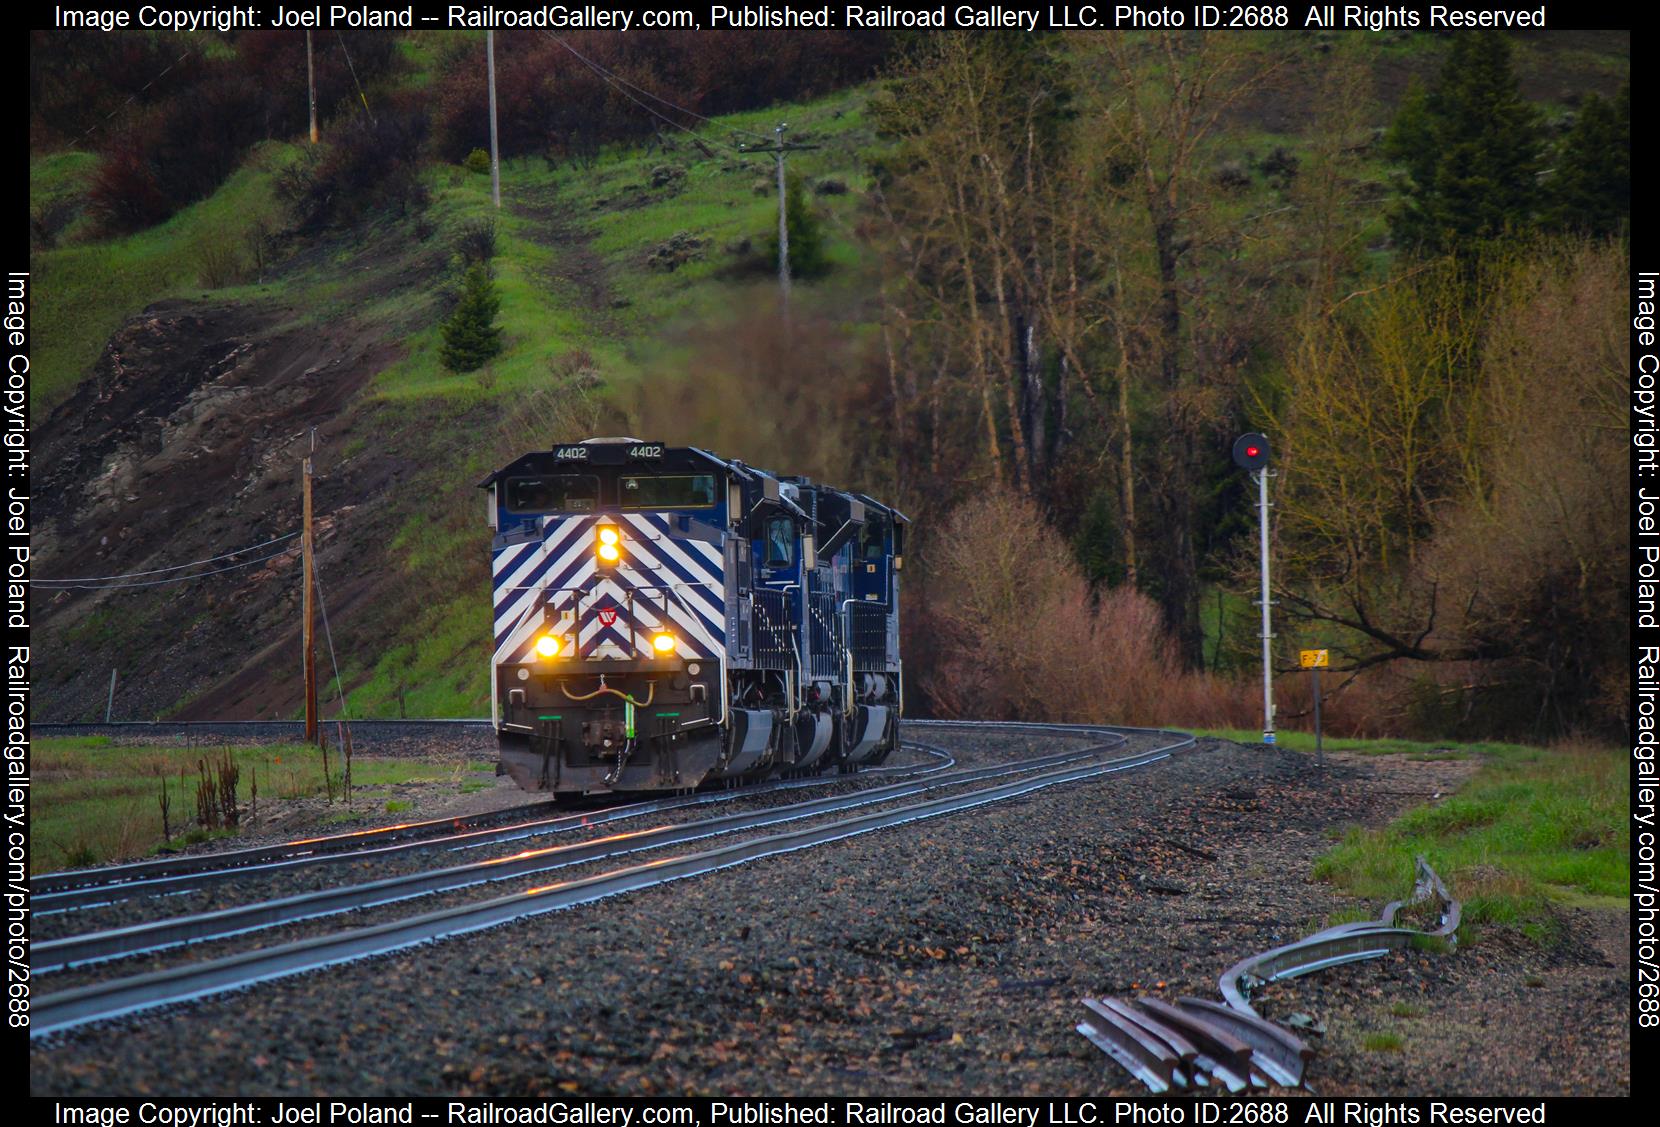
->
xmin=30 ymin=734 xmax=1627 ymax=1097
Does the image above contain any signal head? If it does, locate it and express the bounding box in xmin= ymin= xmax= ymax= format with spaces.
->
xmin=1232 ymin=432 xmax=1270 ymax=471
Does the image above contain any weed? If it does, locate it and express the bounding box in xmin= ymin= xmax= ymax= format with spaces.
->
xmin=385 ymin=799 xmax=412 ymax=814
xmin=1388 ymin=1002 xmax=1422 ymax=1018
xmin=1363 ymin=1032 xmax=1405 ymax=1052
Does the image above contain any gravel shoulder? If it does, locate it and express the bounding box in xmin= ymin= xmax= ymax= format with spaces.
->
xmin=30 ymin=736 xmax=1626 ymax=1097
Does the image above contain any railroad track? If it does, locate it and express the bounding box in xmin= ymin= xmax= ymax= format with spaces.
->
xmin=30 ymin=722 xmax=1191 ymax=1039
xmin=34 ymin=743 xmax=959 ymax=911
xmin=33 ymin=742 xmax=1076 ymax=970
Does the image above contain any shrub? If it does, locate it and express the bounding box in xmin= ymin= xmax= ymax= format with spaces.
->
xmin=441 ymin=264 xmax=503 ymax=373
xmin=456 ymin=216 xmax=497 ymax=265
xmin=279 ymin=102 xmax=431 ymax=229
xmin=193 ymin=232 xmax=246 ymax=288
xmin=922 ymin=486 xmax=1264 ymax=728
xmin=463 ymin=147 xmax=491 ymax=175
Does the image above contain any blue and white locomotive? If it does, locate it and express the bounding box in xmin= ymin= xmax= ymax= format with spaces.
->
xmin=481 ymin=438 xmax=906 ymax=794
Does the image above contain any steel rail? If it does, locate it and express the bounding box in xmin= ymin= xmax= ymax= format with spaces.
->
xmin=35 ymin=743 xmax=961 ymax=913
xmin=32 ymin=799 xmax=565 ymax=895
xmin=35 ymin=743 xmax=1108 ymax=972
xmin=31 ymin=731 xmax=1184 ymax=1038
xmin=1220 ymin=856 xmax=1460 ymax=1016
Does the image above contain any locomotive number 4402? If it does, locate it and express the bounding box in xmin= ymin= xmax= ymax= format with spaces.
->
xmin=553 ymin=446 xmax=590 ymax=460
xmin=629 ymin=445 xmax=663 ymax=459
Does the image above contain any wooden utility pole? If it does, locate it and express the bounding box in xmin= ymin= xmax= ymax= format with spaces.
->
xmin=303 ymin=443 xmax=318 ymax=745
xmin=306 ymin=31 xmax=318 ymax=144
xmin=486 ymin=31 xmax=501 ymax=209
xmin=773 ymin=123 xmax=790 ymax=305
xmin=740 ymin=124 xmax=819 ymax=314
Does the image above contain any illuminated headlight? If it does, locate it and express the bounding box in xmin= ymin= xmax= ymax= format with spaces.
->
xmin=534 ymin=635 xmax=560 ymax=658
xmin=596 ymin=526 xmax=622 ymax=563
xmin=651 ymin=632 xmax=677 ymax=655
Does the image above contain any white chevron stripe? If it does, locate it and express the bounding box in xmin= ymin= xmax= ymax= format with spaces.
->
xmin=494 ymin=516 xmax=590 ymax=611
xmin=491 ymin=539 xmax=536 ymax=579
xmin=493 ymin=605 xmax=545 ymax=662
xmin=612 ymin=527 xmax=725 ymax=625
xmin=492 ymin=511 xmax=730 ymax=666
xmin=618 ymin=513 xmax=724 ymax=583
xmin=493 ymin=536 xmax=595 ymax=639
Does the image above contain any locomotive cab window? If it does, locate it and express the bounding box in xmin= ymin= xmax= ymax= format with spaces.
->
xmin=619 ymin=474 xmax=717 ymax=510
xmin=764 ymin=517 xmax=794 ymax=568
xmin=504 ymin=475 xmax=599 ymax=514
xmin=858 ymin=518 xmax=888 ymax=561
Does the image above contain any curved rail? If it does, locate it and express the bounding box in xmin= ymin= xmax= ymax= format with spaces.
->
xmin=35 ymin=744 xmax=957 ymax=912
xmin=36 ymin=742 xmax=1098 ymax=972
xmin=31 ymin=724 xmax=1189 ymax=1038
xmin=1219 ymin=856 xmax=1460 ymax=1016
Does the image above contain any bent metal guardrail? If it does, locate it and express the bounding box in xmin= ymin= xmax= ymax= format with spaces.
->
xmin=1079 ymin=857 xmax=1459 ymax=1092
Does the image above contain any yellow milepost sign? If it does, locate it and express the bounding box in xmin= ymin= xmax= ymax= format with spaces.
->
xmin=1300 ymin=649 xmax=1329 ymax=669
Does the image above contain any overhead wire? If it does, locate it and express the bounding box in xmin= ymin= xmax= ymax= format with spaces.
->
xmin=66 ymin=47 xmax=195 ymax=150
xmin=312 ymin=556 xmax=352 ymax=721
xmin=32 ymin=545 xmax=297 ymax=591
xmin=32 ymin=531 xmax=301 ymax=585
xmin=538 ymin=30 xmax=770 ymax=149
xmin=334 ymin=30 xmax=375 ymax=122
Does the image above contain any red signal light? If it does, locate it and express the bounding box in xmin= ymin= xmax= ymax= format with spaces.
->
xmin=1232 ymin=432 xmax=1270 ymax=470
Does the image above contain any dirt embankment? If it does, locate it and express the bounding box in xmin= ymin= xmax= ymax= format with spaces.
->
xmin=32 ymin=299 xmax=415 ymax=721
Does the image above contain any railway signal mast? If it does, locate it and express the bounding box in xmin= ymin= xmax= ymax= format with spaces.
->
xmin=1233 ymin=433 xmax=1274 ymax=745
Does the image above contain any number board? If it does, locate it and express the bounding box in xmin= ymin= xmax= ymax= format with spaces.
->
xmin=627 ymin=444 xmax=664 ymax=459
xmin=551 ymin=445 xmax=591 ymax=461
xmin=1299 ymin=649 xmax=1329 ymax=669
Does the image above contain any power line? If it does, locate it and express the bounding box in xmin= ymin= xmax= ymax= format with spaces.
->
xmin=334 ymin=30 xmax=374 ymax=122
xmin=66 ymin=48 xmax=195 ymax=150
xmin=539 ymin=31 xmax=766 ymax=148
xmin=32 ymin=545 xmax=296 ymax=591
xmin=32 ymin=531 xmax=300 ymax=586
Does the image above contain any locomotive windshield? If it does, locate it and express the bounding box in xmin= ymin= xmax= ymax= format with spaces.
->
xmin=504 ymin=475 xmax=599 ymax=514
xmin=764 ymin=516 xmax=794 ymax=567
xmin=619 ymin=474 xmax=717 ymax=510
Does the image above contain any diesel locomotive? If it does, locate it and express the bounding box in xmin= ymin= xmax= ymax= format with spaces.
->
xmin=482 ymin=438 xmax=906 ymax=794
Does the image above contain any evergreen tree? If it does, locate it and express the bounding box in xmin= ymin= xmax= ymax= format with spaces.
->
xmin=767 ymin=170 xmax=830 ymax=280
xmin=1384 ymin=31 xmax=1544 ymax=254
xmin=440 ymin=264 xmax=503 ymax=373
xmin=1542 ymin=85 xmax=1630 ymax=238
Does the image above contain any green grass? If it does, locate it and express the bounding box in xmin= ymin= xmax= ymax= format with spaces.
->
xmin=31 ymin=141 xmax=299 ymax=410
xmin=1362 ymin=1031 xmax=1405 ymax=1052
xmin=30 ymin=736 xmax=459 ymax=872
xmin=1196 ymin=728 xmax=1469 ymax=759
xmin=1312 ymin=740 xmax=1627 ymax=942
xmin=367 ymin=86 xmax=874 ymax=405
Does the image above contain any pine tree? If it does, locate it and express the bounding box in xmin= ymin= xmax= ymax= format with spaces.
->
xmin=767 ymin=171 xmax=830 ymax=280
xmin=1384 ymin=31 xmax=1544 ymax=254
xmin=440 ymin=264 xmax=503 ymax=373
xmin=1542 ymin=84 xmax=1630 ymax=238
